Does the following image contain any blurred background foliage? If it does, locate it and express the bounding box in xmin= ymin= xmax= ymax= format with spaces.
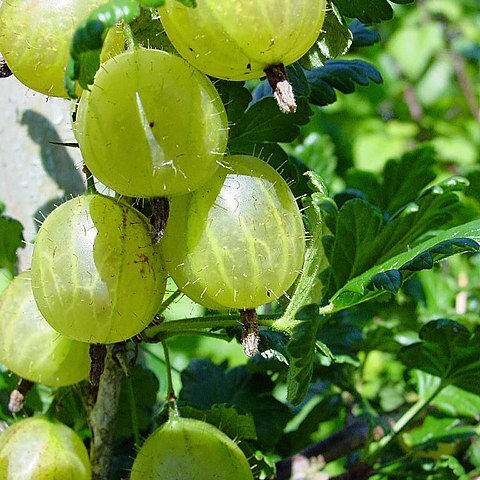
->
xmin=294 ymin=0 xmax=480 ymax=184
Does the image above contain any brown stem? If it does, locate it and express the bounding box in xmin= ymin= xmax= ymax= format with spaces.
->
xmin=275 ymin=421 xmax=375 ymax=480
xmin=89 ymin=344 xmax=125 ymax=480
xmin=88 ymin=344 xmax=107 ymax=407
xmin=151 ymin=197 xmax=170 ymax=244
xmin=265 ymin=64 xmax=297 ymax=114
xmin=451 ymin=49 xmax=480 ymax=122
xmin=241 ymin=308 xmax=259 ymax=357
xmin=8 ymin=379 xmax=34 ymax=414
xmin=0 ymin=59 xmax=12 ymax=78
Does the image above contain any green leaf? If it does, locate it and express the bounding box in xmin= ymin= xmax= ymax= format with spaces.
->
xmin=228 ymin=97 xmax=313 ymax=158
xmin=277 ymin=174 xmax=334 ymax=325
xmin=414 ymin=371 xmax=480 ymax=421
xmin=115 ymin=366 xmax=159 ymax=439
xmin=286 ymin=306 xmax=325 ymax=406
xmin=171 ymin=0 xmax=197 ymax=6
xmin=401 ymin=415 xmax=475 ymax=453
xmin=306 ymin=60 xmax=382 ymax=107
xmin=399 ymin=319 xmax=480 ymax=395
xmin=179 ymin=359 xmax=291 ymax=449
xmin=130 ymin=7 xmax=175 ymax=51
xmin=300 ymin=1 xmax=353 ymax=69
xmin=333 ymin=0 xmax=415 ymax=23
xmin=346 ymin=146 xmax=437 ymax=216
xmin=349 ymin=20 xmax=381 ymax=48
xmin=327 ymin=198 xmax=384 ymax=290
xmin=179 ymin=405 xmax=257 ymax=441
xmin=215 ymin=80 xmax=252 ymax=125
xmin=322 ymin=158 xmax=469 ymax=300
xmin=0 ymin=215 xmax=24 ymax=275
xmin=367 ymin=270 xmax=403 ymax=294
xmin=327 ymin=220 xmax=480 ymax=312
xmin=66 ymin=0 xmax=141 ymax=97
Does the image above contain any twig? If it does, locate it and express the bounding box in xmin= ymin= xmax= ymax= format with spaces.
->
xmin=89 ymin=344 xmax=126 ymax=480
xmin=0 ymin=59 xmax=12 ymax=78
xmin=241 ymin=308 xmax=259 ymax=357
xmin=276 ymin=422 xmax=378 ymax=480
xmin=265 ymin=64 xmax=297 ymax=113
xmin=151 ymin=197 xmax=170 ymax=244
xmin=275 ymin=421 xmax=372 ymax=480
xmin=8 ymin=379 xmax=34 ymax=414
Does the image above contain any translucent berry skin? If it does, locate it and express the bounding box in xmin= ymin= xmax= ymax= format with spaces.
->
xmin=161 ymin=155 xmax=306 ymax=310
xmin=0 ymin=272 xmax=90 ymax=387
xmin=31 ymin=194 xmax=167 ymax=344
xmin=0 ymin=0 xmax=109 ymax=97
xmin=0 ymin=417 xmax=91 ymax=480
xmin=75 ymin=48 xmax=228 ymax=198
xmin=131 ymin=417 xmax=253 ymax=480
xmin=159 ymin=0 xmax=327 ymax=80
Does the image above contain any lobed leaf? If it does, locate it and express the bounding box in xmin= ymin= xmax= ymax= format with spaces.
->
xmin=286 ymin=306 xmax=324 ymax=407
xmin=115 ymin=366 xmax=159 ymax=439
xmin=179 ymin=405 xmax=257 ymax=441
xmin=300 ymin=1 xmax=353 ymax=69
xmin=399 ymin=319 xmax=480 ymax=396
xmin=327 ymin=220 xmax=480 ymax=312
xmin=346 ymin=146 xmax=437 ymax=216
xmin=0 ymin=215 xmax=24 ymax=275
xmin=66 ymin=0 xmax=141 ymax=97
xmin=332 ymin=0 xmax=415 ymax=23
xmin=322 ymin=167 xmax=468 ymax=298
xmin=227 ymin=96 xmax=313 ymax=173
xmin=306 ymin=59 xmax=383 ymax=107
xmin=414 ymin=371 xmax=480 ymax=421
xmin=349 ymin=20 xmax=381 ymax=48
xmin=179 ymin=359 xmax=291 ymax=449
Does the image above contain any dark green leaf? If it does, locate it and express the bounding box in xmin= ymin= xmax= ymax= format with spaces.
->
xmin=333 ymin=0 xmax=415 ymax=23
xmin=362 ymin=326 xmax=401 ymax=354
xmin=215 ymin=81 xmax=252 ymax=125
xmin=66 ymin=0 xmax=141 ymax=97
xmin=179 ymin=359 xmax=291 ymax=449
xmin=286 ymin=305 xmax=327 ymax=406
xmin=300 ymin=1 xmax=353 ymax=69
xmin=402 ymin=415 xmax=475 ymax=453
xmin=323 ymin=160 xmax=468 ymax=300
xmin=415 ymin=371 xmax=480 ymax=421
xmin=399 ymin=319 xmax=480 ymax=395
xmin=179 ymin=405 xmax=257 ymax=441
xmin=115 ymin=366 xmax=159 ymax=439
xmin=286 ymin=63 xmax=311 ymax=98
xmin=306 ymin=59 xmax=382 ymax=107
xmin=350 ymin=20 xmax=381 ymax=48
xmin=346 ymin=146 xmax=437 ymax=216
xmin=327 ymin=198 xmax=384 ymax=290
xmin=318 ymin=311 xmax=364 ymax=360
xmin=0 ymin=215 xmax=24 ymax=274
xmin=228 ymin=96 xmax=313 ymax=155
xmin=277 ymin=177 xmax=334 ymax=322
xmin=279 ymin=394 xmax=342 ymax=454
xmin=227 ymin=96 xmax=312 ymax=184
xmin=326 ymin=220 xmax=480 ymax=312
xmin=367 ymin=270 xmax=403 ymax=294
xmin=130 ymin=7 xmax=175 ymax=51
xmin=171 ymin=0 xmax=197 ymax=6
